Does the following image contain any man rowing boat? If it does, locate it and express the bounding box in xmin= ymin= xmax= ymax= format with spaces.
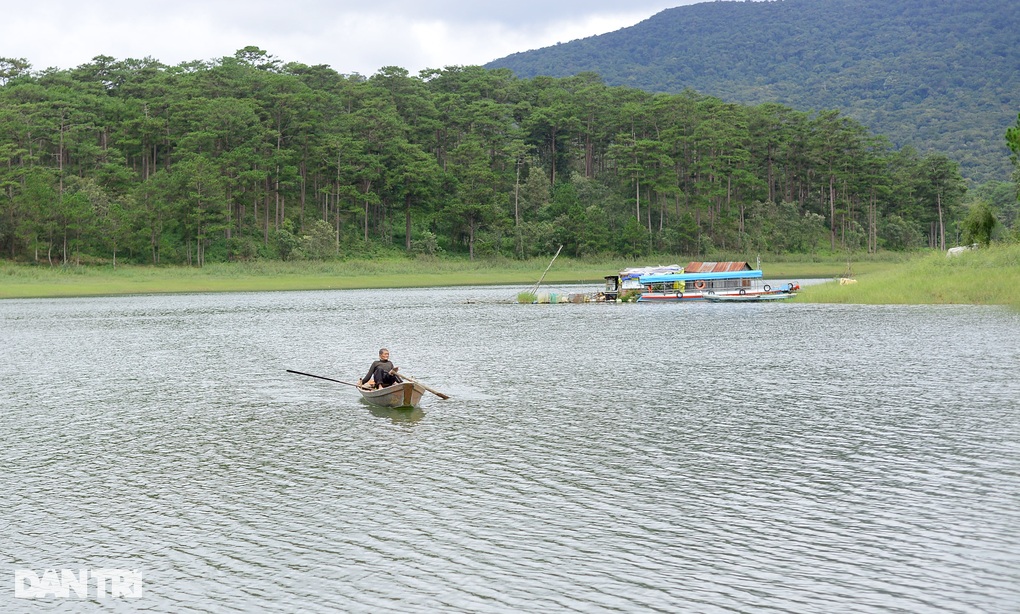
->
xmin=357 ymin=348 xmax=402 ymax=389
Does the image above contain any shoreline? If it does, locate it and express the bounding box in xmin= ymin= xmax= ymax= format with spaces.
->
xmin=0 ymin=258 xmax=851 ymax=300
xmin=2 ymin=249 xmax=1017 ymax=309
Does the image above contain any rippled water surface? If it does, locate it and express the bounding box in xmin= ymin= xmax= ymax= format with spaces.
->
xmin=2 ymin=287 xmax=1019 ymax=613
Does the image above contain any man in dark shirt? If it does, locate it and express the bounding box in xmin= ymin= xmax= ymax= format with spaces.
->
xmin=357 ymin=348 xmax=401 ymax=389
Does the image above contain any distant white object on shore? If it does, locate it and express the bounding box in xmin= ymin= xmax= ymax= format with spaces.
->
xmin=947 ymin=244 xmax=979 ymax=257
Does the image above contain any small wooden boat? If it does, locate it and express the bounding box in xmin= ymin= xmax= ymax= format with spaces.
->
xmin=358 ymin=381 xmax=426 ymax=408
xmin=287 ymin=369 xmax=443 ymax=409
xmin=704 ymin=292 xmax=797 ymax=303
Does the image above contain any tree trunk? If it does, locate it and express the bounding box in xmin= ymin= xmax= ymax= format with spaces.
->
xmin=514 ymin=159 xmax=521 ymax=227
xmin=767 ymin=148 xmax=775 ymax=202
xmin=937 ymin=191 xmax=945 ymax=251
xmin=334 ymin=191 xmax=341 ymax=254
xmin=635 ymin=177 xmax=640 ymax=222
xmin=468 ymin=217 xmax=476 ymax=261
xmin=829 ymin=174 xmax=836 ymax=251
xmin=275 ymin=176 xmax=281 ymax=231
xmin=299 ymin=160 xmax=306 ymax=231
xmin=263 ymin=179 xmax=270 ymax=246
xmin=584 ymin=132 xmax=594 ymax=178
xmin=405 ymin=197 xmax=412 ymax=251
xmin=646 ymin=194 xmax=652 ymax=235
xmin=549 ymin=126 xmax=557 ymax=185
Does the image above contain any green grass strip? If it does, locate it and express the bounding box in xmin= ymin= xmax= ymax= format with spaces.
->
xmin=3 ymin=249 xmax=1016 ymax=309
xmin=798 ymin=244 xmax=1020 ymax=309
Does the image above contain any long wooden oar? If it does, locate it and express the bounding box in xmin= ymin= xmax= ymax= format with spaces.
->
xmin=287 ymin=369 xmax=361 ymax=388
xmin=399 ymin=373 xmax=450 ymax=400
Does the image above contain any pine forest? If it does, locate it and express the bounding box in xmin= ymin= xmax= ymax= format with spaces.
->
xmin=0 ymin=49 xmax=1000 ymax=266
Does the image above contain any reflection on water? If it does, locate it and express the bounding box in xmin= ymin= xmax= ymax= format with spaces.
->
xmin=1 ymin=287 xmax=1019 ymax=613
xmin=368 ymin=405 xmax=425 ymax=424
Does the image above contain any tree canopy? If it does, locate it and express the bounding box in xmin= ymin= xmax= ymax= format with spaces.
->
xmin=0 ymin=49 xmax=983 ymax=265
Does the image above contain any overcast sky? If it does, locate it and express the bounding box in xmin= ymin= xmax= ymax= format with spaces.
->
xmin=4 ymin=1 xmax=704 ymax=76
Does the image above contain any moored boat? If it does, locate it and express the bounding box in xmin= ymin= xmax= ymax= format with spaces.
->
xmin=703 ymin=292 xmax=797 ymax=303
xmin=358 ymin=381 xmax=425 ymax=408
xmin=637 ymin=261 xmax=799 ymax=302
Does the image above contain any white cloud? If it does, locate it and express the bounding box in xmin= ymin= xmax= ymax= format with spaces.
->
xmin=3 ymin=1 xmax=699 ymax=75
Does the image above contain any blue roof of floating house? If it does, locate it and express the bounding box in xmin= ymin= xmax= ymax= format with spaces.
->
xmin=640 ymin=269 xmax=762 ymax=283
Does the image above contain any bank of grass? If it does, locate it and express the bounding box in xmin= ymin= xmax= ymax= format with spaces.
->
xmin=798 ymin=243 xmax=1020 ymax=309
xmin=1 ymin=250 xmax=992 ymax=302
xmin=0 ymin=256 xmax=639 ymax=299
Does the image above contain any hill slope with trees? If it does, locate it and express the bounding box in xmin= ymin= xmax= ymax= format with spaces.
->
xmin=486 ymin=0 xmax=1020 ymax=184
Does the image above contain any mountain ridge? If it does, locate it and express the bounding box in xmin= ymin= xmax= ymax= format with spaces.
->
xmin=486 ymin=0 xmax=1020 ymax=184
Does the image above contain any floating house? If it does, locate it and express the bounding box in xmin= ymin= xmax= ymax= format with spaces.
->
xmin=637 ymin=261 xmax=792 ymax=302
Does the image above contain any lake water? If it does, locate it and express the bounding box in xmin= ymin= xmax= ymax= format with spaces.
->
xmin=2 ymin=285 xmax=1019 ymax=613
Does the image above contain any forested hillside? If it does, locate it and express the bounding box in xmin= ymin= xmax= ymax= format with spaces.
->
xmin=0 ymin=50 xmax=973 ymax=266
xmin=486 ymin=0 xmax=1020 ymax=184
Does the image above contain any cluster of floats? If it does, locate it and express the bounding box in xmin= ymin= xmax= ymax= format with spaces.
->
xmin=535 ymin=262 xmax=800 ymax=303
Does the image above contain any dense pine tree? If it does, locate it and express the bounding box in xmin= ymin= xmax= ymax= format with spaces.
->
xmin=0 ymin=49 xmax=990 ymax=265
